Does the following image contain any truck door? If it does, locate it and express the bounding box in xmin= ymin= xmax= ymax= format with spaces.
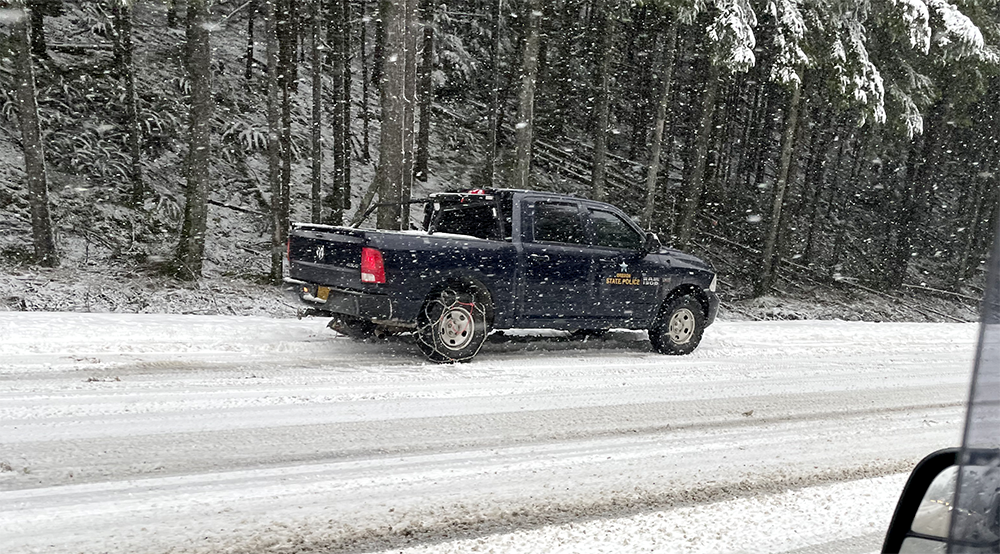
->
xmin=519 ymin=199 xmax=594 ymax=321
xmin=587 ymin=207 xmax=659 ymax=325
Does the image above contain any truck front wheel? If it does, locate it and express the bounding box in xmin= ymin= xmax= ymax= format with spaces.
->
xmin=649 ymin=295 xmax=705 ymax=355
xmin=417 ymin=288 xmax=490 ymax=363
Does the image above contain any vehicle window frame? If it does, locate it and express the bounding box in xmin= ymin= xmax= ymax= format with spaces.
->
xmin=430 ymin=201 xmax=502 ymax=241
xmin=587 ymin=207 xmax=645 ymax=251
xmin=524 ymin=200 xmax=588 ymax=246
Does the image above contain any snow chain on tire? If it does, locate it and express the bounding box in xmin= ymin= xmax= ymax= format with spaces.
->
xmin=416 ymin=288 xmax=489 ymax=363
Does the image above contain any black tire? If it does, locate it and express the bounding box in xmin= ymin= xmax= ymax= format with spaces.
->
xmin=416 ymin=287 xmax=490 ymax=363
xmin=649 ymin=295 xmax=705 ymax=355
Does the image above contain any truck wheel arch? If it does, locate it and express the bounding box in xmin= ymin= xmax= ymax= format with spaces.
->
xmin=659 ymin=283 xmax=710 ymax=320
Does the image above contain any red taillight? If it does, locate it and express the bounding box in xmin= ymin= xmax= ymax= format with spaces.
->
xmin=360 ymin=247 xmax=385 ymax=284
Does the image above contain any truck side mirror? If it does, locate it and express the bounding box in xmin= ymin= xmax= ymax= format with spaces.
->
xmin=882 ymin=448 xmax=1000 ymax=553
xmin=643 ymin=232 xmax=661 ymax=254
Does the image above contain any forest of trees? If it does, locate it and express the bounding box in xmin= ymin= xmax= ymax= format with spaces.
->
xmin=0 ymin=0 xmax=998 ymax=300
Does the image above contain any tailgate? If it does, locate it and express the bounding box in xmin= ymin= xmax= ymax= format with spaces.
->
xmin=288 ymin=224 xmax=366 ymax=290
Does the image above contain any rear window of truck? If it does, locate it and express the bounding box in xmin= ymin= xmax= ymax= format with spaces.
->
xmin=433 ymin=203 xmax=499 ymax=240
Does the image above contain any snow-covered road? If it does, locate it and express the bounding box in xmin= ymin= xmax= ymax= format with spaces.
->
xmin=0 ymin=313 xmax=978 ymax=553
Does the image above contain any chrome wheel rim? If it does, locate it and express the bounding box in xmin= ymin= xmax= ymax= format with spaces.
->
xmin=667 ymin=308 xmax=695 ymax=344
xmin=437 ymin=307 xmax=474 ymax=351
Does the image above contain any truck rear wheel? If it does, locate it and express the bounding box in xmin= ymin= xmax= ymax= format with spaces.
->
xmin=417 ymin=288 xmax=489 ymax=363
xmin=649 ymin=295 xmax=705 ymax=355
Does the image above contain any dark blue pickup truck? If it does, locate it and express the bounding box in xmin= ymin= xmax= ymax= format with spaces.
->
xmin=287 ymin=189 xmax=719 ymax=362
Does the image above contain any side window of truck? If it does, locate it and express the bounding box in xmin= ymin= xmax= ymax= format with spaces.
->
xmin=532 ymin=202 xmax=587 ymax=245
xmin=590 ymin=209 xmax=644 ymax=250
xmin=435 ymin=203 xmax=498 ymax=240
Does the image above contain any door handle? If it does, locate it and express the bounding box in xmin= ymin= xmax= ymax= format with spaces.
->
xmin=528 ymin=253 xmax=550 ymax=262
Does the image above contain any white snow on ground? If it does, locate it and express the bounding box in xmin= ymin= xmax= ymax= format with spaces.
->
xmin=0 ymin=314 xmax=979 ymax=553
xmin=376 ymin=474 xmax=909 ymax=554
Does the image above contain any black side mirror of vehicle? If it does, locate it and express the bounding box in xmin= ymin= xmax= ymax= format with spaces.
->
xmin=643 ymin=232 xmax=661 ymax=255
xmin=882 ymin=447 xmax=1000 ymax=553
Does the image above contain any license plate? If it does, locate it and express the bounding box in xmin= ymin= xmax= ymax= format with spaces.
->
xmin=317 ymin=286 xmax=330 ymax=301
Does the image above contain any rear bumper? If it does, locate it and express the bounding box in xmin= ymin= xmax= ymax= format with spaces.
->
xmin=289 ymin=280 xmax=395 ymax=321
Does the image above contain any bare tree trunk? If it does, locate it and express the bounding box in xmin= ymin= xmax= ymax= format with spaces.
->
xmin=373 ymin=6 xmax=384 ymax=100
xmin=589 ymin=0 xmax=615 ymax=202
xmin=28 ymin=1 xmax=47 ymax=58
xmin=808 ymin=116 xmax=849 ymax=269
xmin=112 ymin=3 xmax=144 ymax=208
xmin=625 ymin=6 xmax=649 ymax=162
xmin=641 ymin=14 xmax=677 ymax=228
xmin=376 ymin=0 xmax=418 ymax=230
xmin=776 ymin=83 xmax=812 ymax=262
xmin=414 ymin=2 xmax=434 ymax=182
xmin=360 ymin=0 xmax=371 ymax=162
xmin=176 ymin=0 xmax=213 ymax=279
xmin=400 ymin=0 xmax=417 ymax=226
xmin=265 ymin=0 xmax=284 ymax=284
xmin=674 ymin=62 xmax=720 ymax=246
xmin=12 ymin=3 xmax=57 ymax=266
xmin=801 ymin=105 xmax=834 ymax=264
xmin=955 ymin=157 xmax=988 ymax=288
xmin=328 ymin=0 xmax=346 ymax=225
xmin=745 ymin=81 xmax=776 ymax=190
xmin=484 ymin=0 xmax=501 ymax=187
xmin=755 ymin=81 xmax=801 ymax=297
xmin=278 ymin=0 xmax=293 ymax=240
xmin=286 ymin=0 xmax=299 ymax=91
xmin=310 ymin=0 xmax=323 ymax=223
xmin=717 ymin=75 xmax=742 ymax=198
xmin=342 ymin=0 xmax=352 ymax=212
xmin=245 ymin=0 xmax=256 ymax=84
xmin=514 ymin=0 xmax=541 ymax=190
xmin=168 ymin=0 xmax=178 ymax=27
xmin=823 ymin=126 xmax=850 ymax=277
xmin=889 ymin=101 xmax=945 ymax=288
xmin=735 ymin=77 xmax=762 ymax=187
